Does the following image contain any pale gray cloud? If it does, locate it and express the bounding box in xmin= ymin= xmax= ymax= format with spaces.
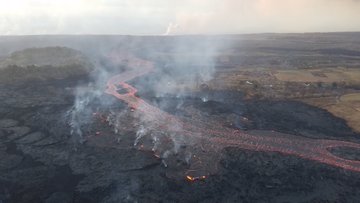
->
xmin=0 ymin=0 xmax=359 ymax=35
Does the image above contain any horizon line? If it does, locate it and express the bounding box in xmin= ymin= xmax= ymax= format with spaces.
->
xmin=1 ymin=31 xmax=360 ymax=37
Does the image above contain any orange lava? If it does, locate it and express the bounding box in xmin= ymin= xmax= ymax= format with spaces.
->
xmin=186 ymin=175 xmax=206 ymax=182
xmin=105 ymin=53 xmax=360 ymax=176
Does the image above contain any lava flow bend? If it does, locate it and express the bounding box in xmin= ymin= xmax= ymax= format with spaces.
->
xmin=105 ymin=54 xmax=360 ymax=178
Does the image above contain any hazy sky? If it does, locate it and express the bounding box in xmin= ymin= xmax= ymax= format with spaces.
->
xmin=1 ymin=0 xmax=360 ymax=35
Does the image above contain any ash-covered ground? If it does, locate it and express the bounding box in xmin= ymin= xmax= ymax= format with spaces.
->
xmin=1 ymin=34 xmax=360 ymax=203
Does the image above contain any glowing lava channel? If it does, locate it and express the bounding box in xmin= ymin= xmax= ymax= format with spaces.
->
xmin=105 ymin=54 xmax=360 ymax=177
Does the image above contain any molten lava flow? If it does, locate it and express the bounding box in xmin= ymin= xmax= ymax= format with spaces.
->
xmin=186 ymin=175 xmax=206 ymax=182
xmin=105 ymin=53 xmax=360 ymax=178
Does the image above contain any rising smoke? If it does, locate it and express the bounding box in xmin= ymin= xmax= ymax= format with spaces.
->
xmin=67 ymin=36 xmax=228 ymax=161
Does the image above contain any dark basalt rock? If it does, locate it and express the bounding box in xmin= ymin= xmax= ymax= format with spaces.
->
xmin=0 ymin=119 xmax=19 ymax=128
xmin=45 ymin=192 xmax=72 ymax=203
xmin=15 ymin=132 xmax=47 ymax=144
xmin=0 ymin=151 xmax=23 ymax=170
xmin=243 ymin=100 xmax=358 ymax=139
xmin=5 ymin=126 xmax=31 ymax=141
